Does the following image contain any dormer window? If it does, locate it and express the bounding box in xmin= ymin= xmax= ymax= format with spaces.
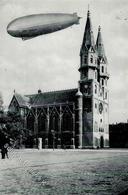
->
xmin=90 ymin=55 xmax=93 ymax=63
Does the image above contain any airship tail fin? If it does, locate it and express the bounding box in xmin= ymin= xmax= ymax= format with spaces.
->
xmin=22 ymin=36 xmax=35 ymax=41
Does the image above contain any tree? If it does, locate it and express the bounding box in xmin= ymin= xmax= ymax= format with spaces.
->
xmin=5 ymin=111 xmax=34 ymax=148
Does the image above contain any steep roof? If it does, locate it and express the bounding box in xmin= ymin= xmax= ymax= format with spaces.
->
xmin=96 ymin=26 xmax=107 ymax=62
xmin=14 ymin=93 xmax=30 ymax=107
xmin=80 ymin=10 xmax=95 ymax=54
xmin=26 ymin=88 xmax=78 ymax=107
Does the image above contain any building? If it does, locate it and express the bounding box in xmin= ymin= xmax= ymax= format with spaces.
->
xmin=109 ymin=123 xmax=128 ymax=148
xmin=8 ymin=10 xmax=109 ymax=149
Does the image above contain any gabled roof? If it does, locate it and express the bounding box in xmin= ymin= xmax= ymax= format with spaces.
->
xmin=9 ymin=88 xmax=78 ymax=109
xmin=14 ymin=93 xmax=30 ymax=107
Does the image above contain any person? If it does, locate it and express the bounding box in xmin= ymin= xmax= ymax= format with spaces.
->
xmin=1 ymin=146 xmax=5 ymax=159
xmin=4 ymin=144 xmax=9 ymax=158
xmin=1 ymin=144 xmax=9 ymax=159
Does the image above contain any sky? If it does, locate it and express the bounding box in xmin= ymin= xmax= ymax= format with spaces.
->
xmin=0 ymin=0 xmax=128 ymax=123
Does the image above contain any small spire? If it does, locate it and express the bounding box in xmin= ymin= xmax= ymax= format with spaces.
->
xmin=96 ymin=26 xmax=107 ymax=62
xmin=98 ymin=25 xmax=101 ymax=32
xmin=14 ymin=89 xmax=15 ymax=94
xmin=87 ymin=4 xmax=91 ymax=18
xmin=87 ymin=5 xmax=90 ymax=17
xmin=87 ymin=10 xmax=90 ymax=17
xmin=76 ymin=82 xmax=82 ymax=97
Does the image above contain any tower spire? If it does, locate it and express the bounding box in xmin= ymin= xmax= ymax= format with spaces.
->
xmin=80 ymin=9 xmax=95 ymax=54
xmin=96 ymin=26 xmax=107 ymax=62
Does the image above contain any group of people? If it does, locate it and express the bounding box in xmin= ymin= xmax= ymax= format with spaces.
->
xmin=1 ymin=144 xmax=9 ymax=159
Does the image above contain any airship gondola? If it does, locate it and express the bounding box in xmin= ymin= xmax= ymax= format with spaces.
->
xmin=7 ymin=13 xmax=81 ymax=40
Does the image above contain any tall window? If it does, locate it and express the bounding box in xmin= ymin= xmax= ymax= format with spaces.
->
xmin=90 ymin=55 xmax=93 ymax=63
xmin=95 ymin=85 xmax=97 ymax=94
xmin=38 ymin=112 xmax=46 ymax=132
xmin=95 ymin=71 xmax=97 ymax=79
xmin=102 ymin=79 xmax=104 ymax=85
xmin=27 ymin=113 xmax=35 ymax=132
xmin=50 ymin=113 xmax=59 ymax=132
xmin=102 ymin=66 xmax=104 ymax=73
xmin=105 ymin=92 xmax=107 ymax=99
xmin=62 ymin=112 xmax=73 ymax=132
xmin=105 ymin=79 xmax=107 ymax=86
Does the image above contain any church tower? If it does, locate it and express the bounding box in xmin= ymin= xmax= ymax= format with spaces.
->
xmin=78 ymin=10 xmax=109 ymax=148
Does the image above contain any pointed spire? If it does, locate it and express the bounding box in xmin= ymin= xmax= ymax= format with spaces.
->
xmin=80 ymin=9 xmax=95 ymax=54
xmin=96 ymin=26 xmax=107 ymax=62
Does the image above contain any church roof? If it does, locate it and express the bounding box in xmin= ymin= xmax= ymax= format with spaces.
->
xmin=96 ymin=26 xmax=107 ymax=62
xmin=80 ymin=10 xmax=95 ymax=54
xmin=14 ymin=93 xmax=30 ymax=107
xmin=26 ymin=88 xmax=78 ymax=107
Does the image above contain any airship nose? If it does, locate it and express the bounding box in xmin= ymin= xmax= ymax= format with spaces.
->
xmin=7 ymin=23 xmax=17 ymax=35
xmin=7 ymin=24 xmax=13 ymax=35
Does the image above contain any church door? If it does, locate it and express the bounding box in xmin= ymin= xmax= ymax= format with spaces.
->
xmin=100 ymin=136 xmax=104 ymax=148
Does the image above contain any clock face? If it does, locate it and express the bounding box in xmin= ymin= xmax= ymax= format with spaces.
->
xmin=99 ymin=103 xmax=103 ymax=114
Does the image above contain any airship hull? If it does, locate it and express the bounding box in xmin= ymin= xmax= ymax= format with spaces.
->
xmin=7 ymin=13 xmax=80 ymax=40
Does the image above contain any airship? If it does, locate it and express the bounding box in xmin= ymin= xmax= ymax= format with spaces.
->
xmin=7 ymin=13 xmax=81 ymax=40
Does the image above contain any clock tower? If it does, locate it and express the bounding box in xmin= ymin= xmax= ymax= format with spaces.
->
xmin=78 ymin=10 xmax=109 ymax=148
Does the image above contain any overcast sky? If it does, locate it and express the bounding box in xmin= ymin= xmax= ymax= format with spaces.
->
xmin=0 ymin=0 xmax=128 ymax=123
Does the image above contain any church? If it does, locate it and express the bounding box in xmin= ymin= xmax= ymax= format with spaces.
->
xmin=8 ymin=10 xmax=109 ymax=149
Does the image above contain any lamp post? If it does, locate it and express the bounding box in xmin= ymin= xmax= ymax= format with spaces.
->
xmin=51 ymin=130 xmax=55 ymax=151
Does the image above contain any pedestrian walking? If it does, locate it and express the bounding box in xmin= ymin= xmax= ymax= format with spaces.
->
xmin=1 ymin=146 xmax=5 ymax=159
xmin=1 ymin=144 xmax=9 ymax=159
xmin=4 ymin=144 xmax=9 ymax=158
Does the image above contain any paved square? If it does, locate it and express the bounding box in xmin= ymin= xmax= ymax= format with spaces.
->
xmin=0 ymin=149 xmax=128 ymax=195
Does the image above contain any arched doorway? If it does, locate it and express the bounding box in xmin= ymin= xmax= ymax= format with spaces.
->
xmin=100 ymin=136 xmax=104 ymax=148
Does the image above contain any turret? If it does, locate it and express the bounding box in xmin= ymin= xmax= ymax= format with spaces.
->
xmin=76 ymin=82 xmax=83 ymax=148
xmin=96 ymin=26 xmax=107 ymax=63
xmin=80 ymin=10 xmax=95 ymax=53
xmin=79 ymin=10 xmax=97 ymax=82
xmin=96 ymin=26 xmax=109 ymax=99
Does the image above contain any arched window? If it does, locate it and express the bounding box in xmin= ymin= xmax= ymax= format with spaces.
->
xmin=90 ymin=55 xmax=93 ymax=63
xmin=105 ymin=79 xmax=107 ymax=86
xmin=102 ymin=66 xmax=104 ymax=73
xmin=38 ymin=112 xmax=46 ymax=133
xmin=50 ymin=112 xmax=59 ymax=132
xmin=27 ymin=112 xmax=35 ymax=132
xmin=62 ymin=112 xmax=73 ymax=132
xmin=105 ymin=92 xmax=107 ymax=99
xmin=95 ymin=71 xmax=97 ymax=79
xmin=102 ymin=79 xmax=104 ymax=85
xmin=95 ymin=85 xmax=97 ymax=94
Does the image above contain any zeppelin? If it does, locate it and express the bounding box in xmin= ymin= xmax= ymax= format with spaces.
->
xmin=7 ymin=13 xmax=81 ymax=40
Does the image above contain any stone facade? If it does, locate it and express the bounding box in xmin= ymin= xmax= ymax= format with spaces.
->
xmin=8 ymin=10 xmax=109 ymax=149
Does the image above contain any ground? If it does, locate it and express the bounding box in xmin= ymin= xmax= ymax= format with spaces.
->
xmin=0 ymin=149 xmax=128 ymax=195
